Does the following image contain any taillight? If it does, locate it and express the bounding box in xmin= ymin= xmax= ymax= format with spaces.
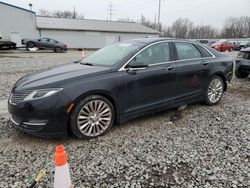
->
xmin=64 ymin=45 xmax=67 ymax=48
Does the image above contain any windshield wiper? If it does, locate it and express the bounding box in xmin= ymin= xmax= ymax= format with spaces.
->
xmin=80 ymin=62 xmax=94 ymax=66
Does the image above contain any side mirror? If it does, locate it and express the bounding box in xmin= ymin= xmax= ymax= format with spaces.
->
xmin=127 ymin=58 xmax=148 ymax=68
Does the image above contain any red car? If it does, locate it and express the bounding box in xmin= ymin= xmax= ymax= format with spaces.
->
xmin=210 ymin=41 xmax=235 ymax=52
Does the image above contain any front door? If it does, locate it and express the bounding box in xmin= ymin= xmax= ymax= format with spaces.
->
xmin=123 ymin=42 xmax=177 ymax=113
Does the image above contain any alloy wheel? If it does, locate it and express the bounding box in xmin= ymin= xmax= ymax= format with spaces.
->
xmin=77 ymin=100 xmax=112 ymax=137
xmin=208 ymin=78 xmax=223 ymax=103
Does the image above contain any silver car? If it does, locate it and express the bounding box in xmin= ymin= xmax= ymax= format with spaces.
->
xmin=21 ymin=37 xmax=67 ymax=52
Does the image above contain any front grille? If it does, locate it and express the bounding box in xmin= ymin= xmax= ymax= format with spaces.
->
xmin=10 ymin=91 xmax=32 ymax=104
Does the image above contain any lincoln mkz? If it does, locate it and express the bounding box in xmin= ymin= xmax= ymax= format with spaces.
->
xmin=8 ymin=38 xmax=233 ymax=139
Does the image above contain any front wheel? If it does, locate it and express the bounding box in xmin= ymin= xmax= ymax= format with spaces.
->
xmin=54 ymin=47 xmax=62 ymax=53
xmin=70 ymin=95 xmax=115 ymax=139
xmin=205 ymin=76 xmax=224 ymax=105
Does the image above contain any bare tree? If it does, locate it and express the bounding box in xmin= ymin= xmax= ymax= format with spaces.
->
xmin=170 ymin=18 xmax=193 ymax=38
xmin=38 ymin=9 xmax=84 ymax=19
xmin=117 ymin=18 xmax=135 ymax=22
xmin=38 ymin=9 xmax=51 ymax=17
xmin=221 ymin=16 xmax=250 ymax=38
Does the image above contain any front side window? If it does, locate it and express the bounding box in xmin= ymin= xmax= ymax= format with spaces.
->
xmin=175 ymin=42 xmax=202 ymax=60
xmin=129 ymin=42 xmax=170 ymax=66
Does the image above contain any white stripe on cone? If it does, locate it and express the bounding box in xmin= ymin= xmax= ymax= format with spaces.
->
xmin=54 ymin=163 xmax=72 ymax=188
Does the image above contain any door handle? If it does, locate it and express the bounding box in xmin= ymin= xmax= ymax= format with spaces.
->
xmin=201 ymin=61 xmax=208 ymax=65
xmin=163 ymin=66 xmax=173 ymax=71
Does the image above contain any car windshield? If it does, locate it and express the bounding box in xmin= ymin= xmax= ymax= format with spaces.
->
xmin=81 ymin=42 xmax=144 ymax=66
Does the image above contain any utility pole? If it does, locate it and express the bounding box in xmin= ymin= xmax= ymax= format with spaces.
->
xmin=73 ymin=7 xmax=76 ymax=19
xmin=107 ymin=1 xmax=114 ymax=21
xmin=29 ymin=3 xmax=33 ymax=11
xmin=154 ymin=13 xmax=157 ymax=29
xmin=141 ymin=14 xmax=145 ymax=24
xmin=157 ymin=0 xmax=161 ymax=31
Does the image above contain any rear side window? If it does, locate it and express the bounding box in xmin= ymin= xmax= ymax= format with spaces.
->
xmin=195 ymin=45 xmax=213 ymax=58
xmin=175 ymin=42 xmax=202 ymax=60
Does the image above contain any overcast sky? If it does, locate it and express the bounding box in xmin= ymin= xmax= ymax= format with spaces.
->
xmin=3 ymin=0 xmax=250 ymax=28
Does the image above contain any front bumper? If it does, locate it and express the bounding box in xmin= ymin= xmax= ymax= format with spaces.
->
xmin=8 ymin=93 xmax=71 ymax=138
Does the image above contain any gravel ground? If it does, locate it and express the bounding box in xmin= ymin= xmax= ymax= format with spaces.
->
xmin=0 ymin=50 xmax=249 ymax=187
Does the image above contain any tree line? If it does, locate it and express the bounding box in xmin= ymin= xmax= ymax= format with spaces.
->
xmin=38 ymin=9 xmax=84 ymax=19
xmin=141 ymin=16 xmax=250 ymax=39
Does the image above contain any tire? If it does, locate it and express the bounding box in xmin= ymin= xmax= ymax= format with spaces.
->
xmin=27 ymin=41 xmax=35 ymax=48
xmin=204 ymin=76 xmax=225 ymax=106
xmin=235 ymin=69 xmax=249 ymax=78
xmin=70 ymin=95 xmax=115 ymax=139
xmin=54 ymin=47 xmax=62 ymax=53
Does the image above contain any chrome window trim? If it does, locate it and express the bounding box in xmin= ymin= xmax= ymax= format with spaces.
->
xmin=118 ymin=40 xmax=216 ymax=71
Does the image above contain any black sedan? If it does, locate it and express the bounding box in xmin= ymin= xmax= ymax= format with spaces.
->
xmin=235 ymin=47 xmax=250 ymax=78
xmin=8 ymin=38 xmax=233 ymax=139
xmin=21 ymin=37 xmax=67 ymax=53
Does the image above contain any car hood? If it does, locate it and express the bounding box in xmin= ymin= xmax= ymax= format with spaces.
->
xmin=14 ymin=63 xmax=111 ymax=90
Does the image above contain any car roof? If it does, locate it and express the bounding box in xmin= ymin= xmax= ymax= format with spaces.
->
xmin=126 ymin=37 xmax=197 ymax=45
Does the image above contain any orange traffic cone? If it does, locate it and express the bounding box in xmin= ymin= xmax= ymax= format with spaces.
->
xmin=54 ymin=145 xmax=72 ymax=188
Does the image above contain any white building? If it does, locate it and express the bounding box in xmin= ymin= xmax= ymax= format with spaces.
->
xmin=37 ymin=16 xmax=159 ymax=49
xmin=0 ymin=1 xmax=38 ymax=46
xmin=0 ymin=1 xmax=159 ymax=48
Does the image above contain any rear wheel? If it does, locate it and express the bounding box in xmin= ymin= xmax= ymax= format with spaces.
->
xmin=27 ymin=41 xmax=35 ymax=48
xmin=205 ymin=76 xmax=224 ymax=105
xmin=235 ymin=69 xmax=249 ymax=78
xmin=70 ymin=95 xmax=115 ymax=139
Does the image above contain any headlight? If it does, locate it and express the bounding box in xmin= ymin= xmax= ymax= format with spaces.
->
xmin=23 ymin=88 xmax=63 ymax=101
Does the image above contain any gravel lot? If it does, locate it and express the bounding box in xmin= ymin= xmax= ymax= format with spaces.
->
xmin=0 ymin=50 xmax=249 ymax=187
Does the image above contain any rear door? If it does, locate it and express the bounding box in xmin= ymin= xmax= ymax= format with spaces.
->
xmin=173 ymin=42 xmax=213 ymax=101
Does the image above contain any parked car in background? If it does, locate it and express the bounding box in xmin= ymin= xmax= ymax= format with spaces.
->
xmin=0 ymin=31 xmax=16 ymax=50
xmin=235 ymin=41 xmax=250 ymax=51
xmin=210 ymin=41 xmax=235 ymax=52
xmin=21 ymin=37 xmax=67 ymax=53
xmin=209 ymin=41 xmax=216 ymax=45
xmin=8 ymin=38 xmax=233 ymax=139
xmin=197 ymin=39 xmax=210 ymax=45
xmin=235 ymin=47 xmax=250 ymax=78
